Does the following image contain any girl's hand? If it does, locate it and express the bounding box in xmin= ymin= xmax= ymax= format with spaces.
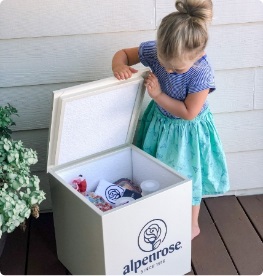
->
xmin=145 ymin=72 xmax=162 ymax=99
xmin=113 ymin=64 xmax=138 ymax=80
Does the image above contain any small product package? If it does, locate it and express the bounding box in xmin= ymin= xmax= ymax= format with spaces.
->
xmin=94 ymin=179 xmax=125 ymax=206
xmin=70 ymin=175 xmax=87 ymax=195
xmin=122 ymin=188 xmax=142 ymax=199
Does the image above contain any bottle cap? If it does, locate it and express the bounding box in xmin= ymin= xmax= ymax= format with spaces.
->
xmin=140 ymin=180 xmax=160 ymax=196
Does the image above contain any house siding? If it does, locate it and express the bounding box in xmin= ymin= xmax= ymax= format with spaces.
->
xmin=0 ymin=0 xmax=262 ymax=211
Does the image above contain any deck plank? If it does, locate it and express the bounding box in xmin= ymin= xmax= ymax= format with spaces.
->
xmin=0 ymin=225 xmax=29 ymax=275
xmin=238 ymin=194 xmax=263 ymax=240
xmin=205 ymin=196 xmax=263 ymax=275
xmin=26 ymin=213 xmax=67 ymax=275
xmin=191 ymin=201 xmax=238 ymax=275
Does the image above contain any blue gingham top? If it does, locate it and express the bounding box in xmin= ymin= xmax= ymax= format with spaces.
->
xmin=139 ymin=41 xmax=216 ymax=118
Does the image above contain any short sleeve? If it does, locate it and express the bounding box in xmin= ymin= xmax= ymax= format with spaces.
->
xmin=138 ymin=41 xmax=157 ymax=68
xmin=188 ymin=61 xmax=216 ymax=94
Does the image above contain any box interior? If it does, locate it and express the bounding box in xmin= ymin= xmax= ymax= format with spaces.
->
xmin=55 ymin=147 xmax=184 ymax=210
xmin=49 ymin=71 xmax=186 ymax=214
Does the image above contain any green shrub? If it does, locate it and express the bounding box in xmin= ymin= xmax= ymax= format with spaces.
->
xmin=0 ymin=104 xmax=45 ymax=238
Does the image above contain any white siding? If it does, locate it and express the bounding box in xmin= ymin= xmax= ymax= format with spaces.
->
xmin=156 ymin=0 xmax=263 ymax=26
xmin=1 ymin=24 xmax=263 ymax=87
xmin=0 ymin=82 xmax=84 ymax=130
xmin=214 ymin=111 xmax=263 ymax=153
xmin=206 ymin=23 xmax=263 ymax=70
xmin=226 ymin=150 xmax=263 ymax=191
xmin=0 ymin=0 xmax=155 ymax=39
xmin=1 ymin=0 xmax=263 ymax=210
xmin=0 ymin=32 xmax=152 ymax=87
xmin=255 ymin=67 xmax=263 ymax=109
xmin=209 ymin=68 xmax=254 ymax=113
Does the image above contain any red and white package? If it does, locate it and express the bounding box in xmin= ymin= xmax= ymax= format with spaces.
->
xmin=70 ymin=175 xmax=87 ymax=195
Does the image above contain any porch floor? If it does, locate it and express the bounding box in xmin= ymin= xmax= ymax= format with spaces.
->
xmin=0 ymin=195 xmax=262 ymax=275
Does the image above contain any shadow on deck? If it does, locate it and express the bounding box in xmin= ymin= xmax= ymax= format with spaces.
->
xmin=0 ymin=195 xmax=262 ymax=275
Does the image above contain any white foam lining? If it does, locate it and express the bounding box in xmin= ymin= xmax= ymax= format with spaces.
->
xmin=57 ymin=83 xmax=139 ymax=165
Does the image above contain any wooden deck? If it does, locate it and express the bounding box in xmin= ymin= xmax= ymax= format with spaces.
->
xmin=0 ymin=195 xmax=262 ymax=275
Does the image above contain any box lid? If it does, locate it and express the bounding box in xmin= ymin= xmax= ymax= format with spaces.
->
xmin=47 ymin=70 xmax=148 ymax=170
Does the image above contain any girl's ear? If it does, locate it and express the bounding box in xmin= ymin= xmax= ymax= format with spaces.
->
xmin=193 ymin=51 xmax=205 ymax=62
xmin=198 ymin=51 xmax=205 ymax=59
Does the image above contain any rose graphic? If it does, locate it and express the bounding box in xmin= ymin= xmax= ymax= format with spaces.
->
xmin=144 ymin=223 xmax=162 ymax=250
xmin=138 ymin=219 xmax=167 ymax=252
xmin=105 ymin=185 xmax=124 ymax=204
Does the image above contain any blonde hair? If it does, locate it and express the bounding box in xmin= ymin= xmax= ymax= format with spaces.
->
xmin=157 ymin=0 xmax=213 ymax=61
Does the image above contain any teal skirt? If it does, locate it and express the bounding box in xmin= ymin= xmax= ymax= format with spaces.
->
xmin=136 ymin=101 xmax=230 ymax=205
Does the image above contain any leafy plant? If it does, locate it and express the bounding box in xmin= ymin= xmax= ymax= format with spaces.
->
xmin=0 ymin=103 xmax=18 ymax=138
xmin=0 ymin=104 xmax=45 ymax=238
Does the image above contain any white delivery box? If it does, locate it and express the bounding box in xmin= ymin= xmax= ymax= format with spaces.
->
xmin=47 ymin=70 xmax=192 ymax=275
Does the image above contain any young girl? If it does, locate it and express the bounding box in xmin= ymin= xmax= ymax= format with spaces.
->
xmin=112 ymin=0 xmax=229 ymax=239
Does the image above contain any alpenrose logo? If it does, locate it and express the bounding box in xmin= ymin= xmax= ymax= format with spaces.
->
xmin=123 ymin=219 xmax=182 ymax=275
xmin=105 ymin=185 xmax=124 ymax=204
xmin=138 ymin=219 xmax=167 ymax=252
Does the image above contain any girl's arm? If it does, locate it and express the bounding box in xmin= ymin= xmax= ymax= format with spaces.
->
xmin=112 ymin=47 xmax=140 ymax=80
xmin=146 ymin=72 xmax=209 ymax=120
xmin=154 ymin=89 xmax=209 ymax=120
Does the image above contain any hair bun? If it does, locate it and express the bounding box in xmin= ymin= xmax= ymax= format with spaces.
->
xmin=175 ymin=0 xmax=213 ymax=22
